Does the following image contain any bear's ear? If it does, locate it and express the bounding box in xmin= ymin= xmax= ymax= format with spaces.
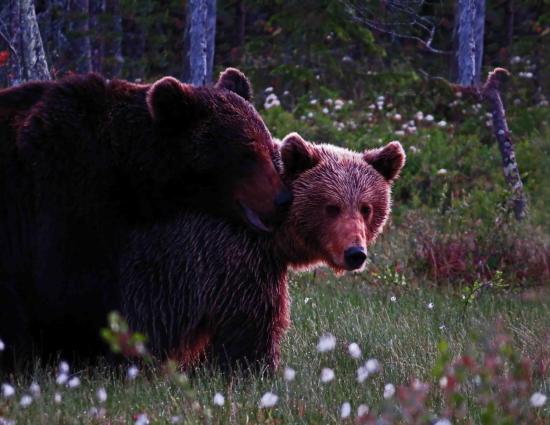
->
xmin=215 ymin=68 xmax=253 ymax=101
xmin=281 ymin=132 xmax=319 ymax=180
xmin=147 ymin=76 xmax=196 ymax=126
xmin=363 ymin=141 xmax=406 ymax=182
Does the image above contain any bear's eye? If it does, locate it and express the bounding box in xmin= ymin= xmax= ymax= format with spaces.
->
xmin=325 ymin=204 xmax=341 ymax=218
xmin=361 ymin=205 xmax=371 ymax=218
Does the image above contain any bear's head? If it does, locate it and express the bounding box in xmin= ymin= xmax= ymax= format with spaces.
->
xmin=146 ymin=68 xmax=289 ymax=232
xmin=280 ymin=133 xmax=405 ymax=273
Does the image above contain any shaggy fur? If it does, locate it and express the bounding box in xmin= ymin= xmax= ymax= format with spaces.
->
xmin=0 ymin=69 xmax=286 ymax=369
xmin=120 ymin=134 xmax=405 ymax=371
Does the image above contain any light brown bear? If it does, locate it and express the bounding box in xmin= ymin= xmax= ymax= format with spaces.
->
xmin=120 ymin=133 xmax=406 ymax=371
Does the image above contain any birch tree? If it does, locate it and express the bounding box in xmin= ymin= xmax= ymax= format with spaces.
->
xmin=7 ymin=0 xmax=51 ymax=85
xmin=183 ymin=0 xmax=216 ymax=86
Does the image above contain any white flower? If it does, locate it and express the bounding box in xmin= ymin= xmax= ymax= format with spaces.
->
xmin=439 ymin=323 xmax=446 ymax=331
xmin=135 ymin=413 xmax=150 ymax=425
xmin=0 ymin=339 xmax=4 ymax=351
xmin=395 ymin=130 xmax=405 ymax=137
xmin=415 ymin=111 xmax=424 ymax=121
xmin=377 ymin=95 xmax=385 ymax=102
xmin=383 ymin=383 xmax=395 ymax=399
xmin=54 ymin=392 xmax=62 ymax=404
xmin=530 ymin=392 xmax=547 ymax=407
xmin=348 ymin=343 xmax=362 ymax=359
xmin=434 ymin=419 xmax=452 ymax=425
xmin=127 ymin=366 xmax=139 ymax=380
xmin=259 ymin=392 xmax=278 ymax=408
xmin=409 ymin=146 xmax=419 ymax=154
xmin=365 ymin=359 xmax=380 ymax=373
xmin=424 ymin=114 xmax=434 ymax=122
xmin=59 ymin=361 xmax=70 ymax=374
xmin=427 ymin=302 xmax=434 ymax=310
xmin=0 ymin=416 xmax=16 ymax=425
xmin=320 ymin=368 xmax=335 ymax=383
xmin=29 ymin=382 xmax=40 ymax=397
xmin=510 ymin=56 xmax=521 ymax=64
xmin=213 ymin=392 xmax=225 ymax=406
xmin=341 ymin=402 xmax=351 ymax=418
xmin=437 ymin=120 xmax=447 ymax=128
xmin=56 ymin=373 xmax=68 ymax=385
xmin=97 ymin=387 xmax=107 ymax=403
xmin=436 ymin=168 xmax=448 ymax=176
xmin=334 ymin=99 xmax=344 ymax=110
xmin=170 ymin=416 xmax=182 ymax=424
xmin=357 ymin=404 xmax=369 ymax=417
xmin=393 ymin=113 xmax=402 ymax=121
xmin=19 ymin=394 xmax=32 ymax=408
xmin=265 ymin=87 xmax=274 ymax=93
xmin=356 ymin=365 xmax=369 ymax=383
xmin=307 ymin=112 xmax=314 ymax=119
xmin=2 ymin=383 xmax=15 ymax=398
xmin=317 ymin=334 xmax=336 ymax=352
xmin=67 ymin=377 xmax=80 ymax=388
xmin=368 ymin=104 xmax=376 ymax=110
xmin=284 ymin=367 xmax=296 ymax=381
xmin=439 ymin=376 xmax=448 ymax=388
xmin=390 ymin=295 xmax=397 ymax=302
xmin=519 ymin=71 xmax=533 ymax=79
xmin=264 ymin=93 xmax=280 ymax=110
xmin=322 ymin=107 xmax=329 ymax=114
xmin=310 ymin=99 xmax=318 ymax=105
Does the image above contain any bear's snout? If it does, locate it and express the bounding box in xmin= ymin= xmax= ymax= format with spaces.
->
xmin=344 ymin=246 xmax=367 ymax=270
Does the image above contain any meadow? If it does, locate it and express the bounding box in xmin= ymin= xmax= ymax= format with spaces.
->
xmin=1 ymin=274 xmax=549 ymax=424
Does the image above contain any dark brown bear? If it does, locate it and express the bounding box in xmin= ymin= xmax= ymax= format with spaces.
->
xmin=120 ymin=134 xmax=405 ymax=371
xmin=0 ymin=69 xmax=288 ymax=369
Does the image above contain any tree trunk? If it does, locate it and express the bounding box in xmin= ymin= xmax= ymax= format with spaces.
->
xmin=104 ymin=0 xmax=122 ymax=78
xmin=8 ymin=0 xmax=51 ymax=85
xmin=69 ymin=0 xmax=92 ymax=73
xmin=205 ymin=0 xmax=216 ymax=83
xmin=90 ymin=0 xmax=105 ymax=73
xmin=453 ymin=0 xmax=485 ymax=86
xmin=183 ymin=0 xmax=215 ymax=86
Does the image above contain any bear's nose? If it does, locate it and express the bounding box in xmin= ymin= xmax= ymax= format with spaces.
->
xmin=274 ymin=189 xmax=293 ymax=208
xmin=344 ymin=246 xmax=367 ymax=270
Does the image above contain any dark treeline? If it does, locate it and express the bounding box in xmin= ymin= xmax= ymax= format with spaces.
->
xmin=0 ymin=0 xmax=548 ymax=96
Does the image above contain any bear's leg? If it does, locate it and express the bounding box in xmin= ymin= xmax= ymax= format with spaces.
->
xmin=209 ymin=316 xmax=279 ymax=373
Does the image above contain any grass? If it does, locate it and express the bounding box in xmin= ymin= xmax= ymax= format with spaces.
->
xmin=1 ymin=273 xmax=549 ymax=424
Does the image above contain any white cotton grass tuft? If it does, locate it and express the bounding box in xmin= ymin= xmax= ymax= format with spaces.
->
xmin=0 ymin=338 xmax=4 ymax=351
xmin=427 ymin=302 xmax=434 ymax=310
xmin=96 ymin=387 xmax=107 ymax=403
xmin=259 ymin=392 xmax=278 ymax=408
xmin=29 ymin=382 xmax=41 ymax=397
xmin=365 ymin=358 xmax=381 ymax=374
xmin=59 ymin=361 xmax=70 ymax=374
xmin=283 ymin=367 xmax=296 ymax=382
xmin=135 ymin=413 xmax=150 ymax=425
xmin=67 ymin=376 xmax=81 ymax=388
xmin=341 ymin=402 xmax=351 ymax=418
xmin=348 ymin=343 xmax=362 ymax=359
xmin=316 ymin=333 xmax=336 ymax=353
xmin=56 ymin=373 xmax=68 ymax=385
xmin=19 ymin=394 xmax=32 ymax=408
xmin=383 ymin=383 xmax=396 ymax=399
xmin=213 ymin=392 xmax=225 ymax=406
xmin=2 ymin=383 xmax=15 ymax=398
xmin=54 ymin=392 xmax=62 ymax=404
xmin=439 ymin=376 xmax=448 ymax=388
xmin=357 ymin=404 xmax=369 ymax=418
xmin=127 ymin=366 xmax=139 ymax=380
xmin=434 ymin=419 xmax=452 ymax=425
xmin=357 ymin=365 xmax=369 ymax=383
xmin=320 ymin=368 xmax=335 ymax=383
xmin=530 ymin=392 xmax=547 ymax=407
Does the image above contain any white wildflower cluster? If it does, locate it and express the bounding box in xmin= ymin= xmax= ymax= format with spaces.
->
xmin=320 ymin=367 xmax=335 ymax=383
xmin=259 ymin=391 xmax=278 ymax=408
xmin=357 ymin=358 xmax=381 ymax=383
xmin=135 ymin=413 xmax=150 ymax=425
xmin=316 ymin=333 xmax=336 ymax=353
xmin=348 ymin=342 xmax=362 ymax=359
xmin=283 ymin=366 xmax=296 ymax=381
xmin=530 ymin=392 xmax=547 ymax=407
xmin=213 ymin=392 xmax=225 ymax=406
xmin=518 ymin=71 xmax=534 ymax=79
xmin=264 ymin=93 xmax=280 ymax=109
xmin=383 ymin=383 xmax=396 ymax=399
